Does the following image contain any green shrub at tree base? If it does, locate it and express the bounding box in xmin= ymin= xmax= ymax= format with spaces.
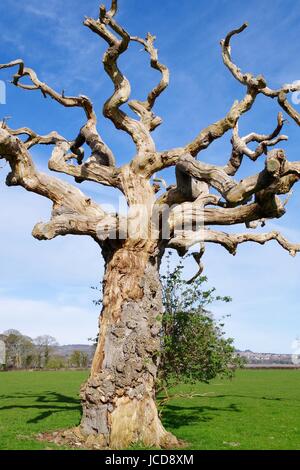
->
xmin=158 ymin=253 xmax=243 ymax=390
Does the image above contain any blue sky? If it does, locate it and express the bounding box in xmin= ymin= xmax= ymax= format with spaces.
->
xmin=0 ymin=0 xmax=300 ymax=352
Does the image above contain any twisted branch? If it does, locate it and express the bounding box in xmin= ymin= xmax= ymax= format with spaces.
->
xmin=48 ymin=139 xmax=121 ymax=188
xmin=0 ymin=128 xmax=117 ymax=241
xmin=221 ymin=23 xmax=300 ymax=125
xmin=169 ymin=228 xmax=300 ymax=257
xmin=1 ymin=123 xmax=120 ymax=188
xmin=225 ymin=113 xmax=288 ymax=176
xmin=157 ymin=22 xmax=300 ymax=174
xmin=0 ymin=60 xmax=95 ymax=120
xmin=129 ymin=33 xmax=170 ymax=131
xmin=84 ymin=2 xmax=156 ymax=154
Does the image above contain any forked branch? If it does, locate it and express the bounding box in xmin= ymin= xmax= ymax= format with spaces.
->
xmin=225 ymin=113 xmax=288 ymax=176
xmin=221 ymin=23 xmax=300 ymax=125
xmin=129 ymin=33 xmax=170 ymax=131
xmin=157 ymin=22 xmax=300 ymax=173
xmin=84 ymin=2 xmax=156 ymax=154
xmin=1 ymin=122 xmax=120 ymax=188
xmin=0 ymin=128 xmax=117 ymax=241
xmin=169 ymin=229 xmax=300 ymax=257
xmin=0 ymin=59 xmax=117 ymax=185
xmin=0 ymin=60 xmax=95 ymax=119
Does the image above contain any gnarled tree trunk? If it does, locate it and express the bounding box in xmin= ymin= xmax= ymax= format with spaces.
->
xmin=79 ymin=245 xmax=178 ymax=449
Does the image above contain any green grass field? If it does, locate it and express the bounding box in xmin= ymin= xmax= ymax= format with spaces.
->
xmin=0 ymin=369 xmax=299 ymax=450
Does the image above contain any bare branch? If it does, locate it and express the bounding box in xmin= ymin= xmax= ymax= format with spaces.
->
xmin=203 ymin=203 xmax=268 ymax=226
xmin=175 ymin=23 xmax=271 ymax=160
xmin=186 ymin=244 xmax=205 ymax=284
xmin=32 ymin=212 xmax=117 ymax=241
xmin=102 ymin=0 xmax=118 ymax=18
xmin=168 ymin=148 xmax=300 ymax=252
xmin=78 ymin=120 xmax=115 ymax=167
xmin=1 ymin=124 xmax=65 ymax=149
xmin=225 ymin=113 xmax=288 ymax=176
xmin=129 ymin=33 xmax=170 ymax=131
xmin=169 ymin=228 xmax=300 ymax=257
xmin=277 ymin=91 xmax=300 ymax=126
xmin=243 ymin=112 xmax=286 ymax=144
xmin=158 ymin=23 xmax=300 ymax=174
xmin=0 ymin=128 xmax=117 ymax=240
xmin=84 ymin=7 xmax=156 ymax=154
xmin=221 ymin=23 xmax=300 ymax=125
xmin=176 ymin=154 xmax=235 ymax=201
xmin=151 ymin=88 xmax=259 ymax=175
xmin=49 ymin=139 xmax=121 ymax=188
xmin=0 ymin=59 xmax=116 ymax=170
xmin=0 ymin=60 xmax=95 ymax=120
xmin=187 ymin=91 xmax=259 ymax=158
xmin=221 ymin=23 xmax=267 ymax=89
xmin=176 ymin=149 xmax=295 ymax=207
xmin=2 ymin=123 xmax=120 ymax=188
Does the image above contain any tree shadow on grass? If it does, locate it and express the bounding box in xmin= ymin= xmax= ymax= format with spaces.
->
xmin=162 ymin=402 xmax=241 ymax=429
xmin=161 ymin=392 xmax=291 ymax=430
xmin=210 ymin=394 xmax=284 ymax=401
xmin=0 ymin=391 xmax=81 ymax=424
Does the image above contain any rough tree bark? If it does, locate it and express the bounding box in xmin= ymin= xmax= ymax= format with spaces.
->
xmin=1 ymin=0 xmax=300 ymax=449
xmin=80 ymin=245 xmax=177 ymax=449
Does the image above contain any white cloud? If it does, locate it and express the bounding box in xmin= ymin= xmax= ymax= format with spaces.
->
xmin=0 ymin=296 xmax=99 ymax=344
xmin=20 ymin=3 xmax=59 ymax=19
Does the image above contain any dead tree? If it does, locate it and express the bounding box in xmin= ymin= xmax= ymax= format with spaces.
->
xmin=1 ymin=2 xmax=300 ymax=449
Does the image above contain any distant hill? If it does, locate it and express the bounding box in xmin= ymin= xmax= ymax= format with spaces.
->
xmin=54 ymin=344 xmax=94 ymax=358
xmin=236 ymin=350 xmax=295 ymax=365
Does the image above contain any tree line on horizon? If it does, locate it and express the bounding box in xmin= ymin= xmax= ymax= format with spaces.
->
xmin=0 ymin=330 xmax=90 ymax=370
